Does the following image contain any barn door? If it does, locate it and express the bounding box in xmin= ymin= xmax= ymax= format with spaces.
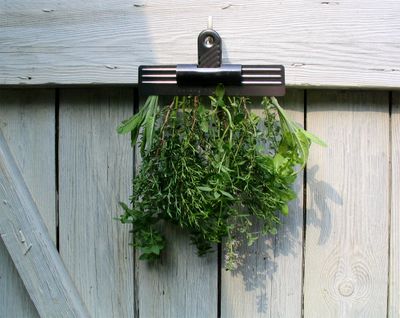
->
xmin=0 ymin=89 xmax=89 ymax=318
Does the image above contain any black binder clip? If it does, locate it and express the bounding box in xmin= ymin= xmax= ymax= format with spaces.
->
xmin=138 ymin=18 xmax=285 ymax=97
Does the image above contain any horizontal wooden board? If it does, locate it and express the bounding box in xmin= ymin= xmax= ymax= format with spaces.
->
xmin=1 ymin=0 xmax=400 ymax=87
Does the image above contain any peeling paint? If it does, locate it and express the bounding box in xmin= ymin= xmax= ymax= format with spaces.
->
xmin=24 ymin=244 xmax=32 ymax=255
xmin=369 ymin=68 xmax=400 ymax=72
xmin=222 ymin=4 xmax=232 ymax=10
xmin=221 ymin=3 xmax=243 ymax=9
xmin=292 ymin=63 xmax=306 ymax=67
xmin=19 ymin=230 xmax=26 ymax=243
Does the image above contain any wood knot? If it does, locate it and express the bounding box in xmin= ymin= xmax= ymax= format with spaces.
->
xmin=338 ymin=280 xmax=354 ymax=297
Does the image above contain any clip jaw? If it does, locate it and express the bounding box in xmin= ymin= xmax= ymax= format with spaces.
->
xmin=139 ymin=26 xmax=285 ymax=96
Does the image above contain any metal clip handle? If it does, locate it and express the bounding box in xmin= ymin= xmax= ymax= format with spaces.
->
xmin=197 ymin=25 xmax=222 ymax=68
xmin=176 ymin=64 xmax=242 ymax=86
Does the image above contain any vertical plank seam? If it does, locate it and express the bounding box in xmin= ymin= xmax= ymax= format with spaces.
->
xmin=386 ymin=91 xmax=392 ymax=318
xmin=217 ymin=243 xmax=222 ymax=318
xmin=270 ymin=234 xmax=277 ymax=318
xmin=55 ymin=88 xmax=60 ymax=251
xmin=133 ymin=87 xmax=140 ymax=318
xmin=301 ymin=89 xmax=308 ymax=318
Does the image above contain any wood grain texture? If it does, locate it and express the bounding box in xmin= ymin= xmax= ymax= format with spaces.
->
xmin=135 ymin=97 xmax=218 ymax=318
xmin=389 ymin=92 xmax=400 ymax=317
xmin=59 ymin=88 xmax=135 ymax=318
xmin=221 ymin=90 xmax=305 ymax=318
xmin=0 ymin=89 xmax=56 ymax=240
xmin=0 ymin=128 xmax=89 ymax=318
xmin=1 ymin=0 xmax=400 ymax=87
xmin=0 ymin=89 xmax=56 ymax=318
xmin=137 ymin=227 xmax=218 ymax=318
xmin=304 ymin=90 xmax=390 ymax=317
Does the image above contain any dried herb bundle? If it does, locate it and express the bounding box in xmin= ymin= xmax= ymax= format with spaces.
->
xmin=117 ymin=86 xmax=324 ymax=269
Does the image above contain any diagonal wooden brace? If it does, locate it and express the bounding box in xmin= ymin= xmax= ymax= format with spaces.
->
xmin=0 ymin=129 xmax=90 ymax=318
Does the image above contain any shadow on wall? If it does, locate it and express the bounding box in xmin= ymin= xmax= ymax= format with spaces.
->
xmin=227 ymin=164 xmax=342 ymax=314
xmin=307 ymin=165 xmax=343 ymax=245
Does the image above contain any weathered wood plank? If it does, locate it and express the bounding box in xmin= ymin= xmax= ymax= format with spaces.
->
xmin=136 ymin=97 xmax=218 ymax=318
xmin=0 ymin=128 xmax=89 ymax=318
xmin=389 ymin=92 xmax=400 ymax=317
xmin=304 ymin=90 xmax=390 ymax=317
xmin=0 ymin=89 xmax=56 ymax=241
xmin=1 ymin=0 xmax=399 ymax=88
xmin=220 ymin=90 xmax=305 ymax=317
xmin=137 ymin=227 xmax=218 ymax=318
xmin=0 ymin=89 xmax=56 ymax=318
xmin=0 ymin=246 xmax=38 ymax=318
xmin=59 ymin=88 xmax=135 ymax=318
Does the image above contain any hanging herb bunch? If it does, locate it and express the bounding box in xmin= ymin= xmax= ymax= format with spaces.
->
xmin=117 ymin=85 xmax=324 ymax=270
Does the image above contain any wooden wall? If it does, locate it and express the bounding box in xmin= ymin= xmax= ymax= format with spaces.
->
xmin=1 ymin=0 xmax=400 ymax=88
xmin=0 ymin=88 xmax=398 ymax=317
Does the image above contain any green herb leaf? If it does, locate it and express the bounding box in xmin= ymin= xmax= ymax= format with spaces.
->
xmin=220 ymin=190 xmax=234 ymax=200
xmin=197 ymin=186 xmax=213 ymax=192
xmin=281 ymin=204 xmax=289 ymax=216
xmin=299 ymin=127 xmax=328 ymax=147
xmin=200 ymin=119 xmax=209 ymax=133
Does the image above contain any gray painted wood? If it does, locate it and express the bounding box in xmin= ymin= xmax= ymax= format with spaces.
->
xmin=1 ymin=0 xmax=399 ymax=88
xmin=220 ymin=90 xmax=305 ymax=318
xmin=0 ymin=89 xmax=57 ymax=241
xmin=59 ymin=88 xmax=135 ymax=318
xmin=304 ymin=90 xmax=390 ymax=317
xmin=0 ymin=89 xmax=56 ymax=318
xmin=135 ymin=97 xmax=218 ymax=318
xmin=389 ymin=92 xmax=400 ymax=317
xmin=0 ymin=247 xmax=38 ymax=318
xmin=1 ymin=87 xmax=397 ymax=317
xmin=137 ymin=226 xmax=218 ymax=318
xmin=0 ymin=127 xmax=89 ymax=318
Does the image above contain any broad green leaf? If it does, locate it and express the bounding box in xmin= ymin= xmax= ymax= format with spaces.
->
xmin=200 ymin=120 xmax=209 ymax=133
xmin=281 ymin=204 xmax=289 ymax=216
xmin=220 ymin=190 xmax=234 ymax=200
xmin=300 ymin=127 xmax=327 ymax=147
xmin=269 ymin=228 xmax=278 ymax=235
xmin=215 ymin=84 xmax=225 ymax=101
xmin=273 ymin=153 xmax=286 ymax=169
xmin=139 ymin=253 xmax=158 ymax=260
xmin=117 ymin=95 xmax=155 ymax=134
xmin=116 ymin=112 xmax=143 ymax=134
xmin=247 ymin=233 xmax=258 ymax=246
xmin=198 ymin=104 xmax=206 ymax=116
xmin=150 ymin=245 xmax=163 ymax=255
xmin=197 ymin=186 xmax=213 ymax=192
xmin=119 ymin=201 xmax=131 ymax=213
